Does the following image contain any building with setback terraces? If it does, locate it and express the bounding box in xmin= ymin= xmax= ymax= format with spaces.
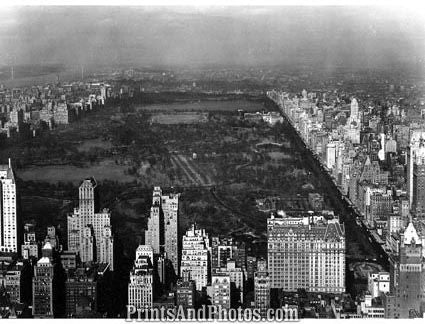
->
xmin=67 ymin=178 xmax=114 ymax=270
xmin=180 ymin=224 xmax=210 ymax=291
xmin=128 ymin=245 xmax=154 ymax=310
xmin=145 ymin=187 xmax=180 ymax=275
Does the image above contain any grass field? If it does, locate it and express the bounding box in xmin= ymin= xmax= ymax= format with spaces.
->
xmin=19 ymin=159 xmax=135 ymax=184
xmin=151 ymin=112 xmax=208 ymax=124
xmin=137 ymin=100 xmax=264 ymax=112
xmin=77 ymin=138 xmax=113 ymax=152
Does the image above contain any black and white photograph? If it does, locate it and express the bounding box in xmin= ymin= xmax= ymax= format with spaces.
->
xmin=0 ymin=1 xmax=424 ymax=321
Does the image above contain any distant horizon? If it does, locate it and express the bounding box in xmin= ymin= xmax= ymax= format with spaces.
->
xmin=0 ymin=6 xmax=424 ymax=70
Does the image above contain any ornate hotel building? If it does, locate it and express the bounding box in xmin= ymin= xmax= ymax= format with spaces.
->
xmin=267 ymin=212 xmax=345 ymax=294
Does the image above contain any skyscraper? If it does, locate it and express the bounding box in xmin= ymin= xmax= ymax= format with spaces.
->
xmin=180 ymin=224 xmax=210 ymax=291
xmin=350 ymin=97 xmax=359 ymax=121
xmin=80 ymin=226 xmax=94 ymax=264
xmin=67 ymin=178 xmax=114 ymax=270
xmin=211 ymin=237 xmax=234 ymax=269
xmin=407 ymin=131 xmax=425 ymax=214
xmin=145 ymin=187 xmax=162 ymax=254
xmin=413 ymin=163 xmax=425 ymax=216
xmin=161 ymin=192 xmax=180 ymax=275
xmin=211 ymin=274 xmax=231 ymax=311
xmin=99 ymin=226 xmax=114 ymax=266
xmin=213 ymin=259 xmax=244 ymax=305
xmin=144 ymin=187 xmax=180 ymax=275
xmin=267 ymin=212 xmax=345 ymax=293
xmin=32 ymin=242 xmax=54 ymax=318
xmin=128 ymin=245 xmax=154 ymax=311
xmin=254 ymin=258 xmax=270 ymax=318
xmin=0 ymin=159 xmax=18 ymax=253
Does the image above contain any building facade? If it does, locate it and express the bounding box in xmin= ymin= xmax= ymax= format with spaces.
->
xmin=128 ymin=245 xmax=154 ymax=311
xmin=176 ymin=279 xmax=196 ymax=309
xmin=211 ymin=274 xmax=231 ymax=311
xmin=65 ymin=267 xmax=98 ymax=317
xmin=144 ymin=187 xmax=180 ymax=275
xmin=180 ymin=224 xmax=210 ymax=291
xmin=267 ymin=213 xmax=345 ymax=293
xmin=67 ymin=178 xmax=114 ymax=270
xmin=32 ymin=243 xmax=54 ymax=318
xmin=384 ymin=223 xmax=425 ymax=318
xmin=0 ymin=159 xmax=17 ymax=253
xmin=254 ymin=259 xmax=270 ymax=318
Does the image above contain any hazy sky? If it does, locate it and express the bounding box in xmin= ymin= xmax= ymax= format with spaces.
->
xmin=0 ymin=6 xmax=424 ymax=68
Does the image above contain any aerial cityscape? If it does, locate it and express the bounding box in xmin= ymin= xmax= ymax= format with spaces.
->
xmin=0 ymin=4 xmax=425 ymax=320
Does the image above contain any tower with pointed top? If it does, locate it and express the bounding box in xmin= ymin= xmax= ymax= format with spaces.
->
xmin=0 ymin=158 xmax=18 ymax=253
xmin=384 ymin=222 xmax=425 ymax=318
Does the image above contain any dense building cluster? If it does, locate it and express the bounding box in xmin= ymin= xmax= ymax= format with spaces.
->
xmin=0 ymin=171 xmax=115 ymax=318
xmin=268 ymin=89 xmax=425 ymax=318
xmin=1 ymin=66 xmax=424 ymax=318
xmin=125 ymin=186 xmax=347 ymax=319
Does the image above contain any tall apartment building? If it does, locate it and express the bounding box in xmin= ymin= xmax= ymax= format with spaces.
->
xmin=32 ymin=242 xmax=54 ymax=318
xmin=413 ymin=164 xmax=425 ymax=215
xmin=326 ymin=141 xmax=337 ymax=170
xmin=145 ymin=187 xmax=180 ymax=275
xmin=366 ymin=188 xmax=393 ymax=227
xmin=67 ymin=178 xmax=114 ymax=270
xmin=176 ymin=279 xmax=196 ymax=309
xmin=211 ymin=237 xmax=246 ymax=270
xmin=145 ymin=187 xmax=162 ymax=254
xmin=0 ymin=159 xmax=18 ymax=253
xmin=247 ymin=256 xmax=257 ymax=280
xmin=407 ymin=131 xmax=425 ymax=214
xmin=80 ymin=226 xmax=94 ymax=263
xmin=161 ymin=192 xmax=179 ymax=275
xmin=211 ymin=237 xmax=233 ymax=269
xmin=211 ymin=274 xmax=231 ymax=311
xmin=267 ymin=212 xmax=345 ymax=294
xmin=180 ymin=224 xmax=210 ymax=291
xmin=350 ymin=98 xmax=359 ymax=121
xmin=384 ymin=222 xmax=425 ymax=318
xmin=99 ymin=226 xmax=114 ymax=266
xmin=128 ymin=245 xmax=154 ymax=310
xmin=254 ymin=258 xmax=270 ymax=318
xmin=213 ymin=260 xmax=244 ymax=305
xmin=0 ymin=261 xmax=23 ymax=304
